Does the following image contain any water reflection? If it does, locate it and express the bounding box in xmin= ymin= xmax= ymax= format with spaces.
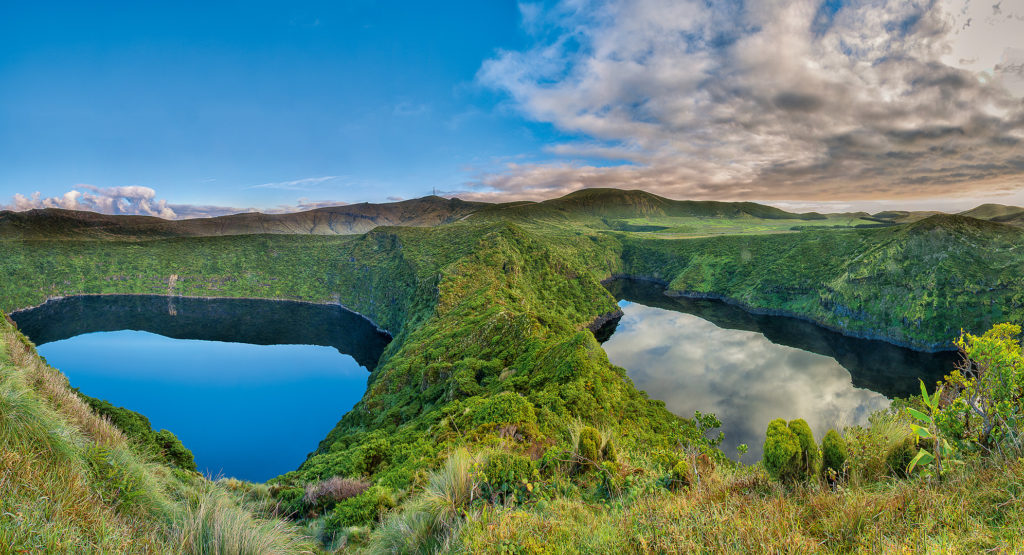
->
xmin=601 ymin=279 xmax=958 ymax=461
xmin=12 ymin=295 xmax=391 ymax=370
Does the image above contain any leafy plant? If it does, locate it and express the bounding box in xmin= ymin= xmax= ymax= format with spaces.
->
xmin=906 ymin=380 xmax=955 ymax=480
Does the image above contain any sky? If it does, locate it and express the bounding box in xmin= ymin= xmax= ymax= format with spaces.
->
xmin=1 ymin=0 xmax=1023 ymax=218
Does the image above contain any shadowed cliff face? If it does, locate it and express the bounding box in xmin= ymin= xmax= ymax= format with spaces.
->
xmin=10 ymin=295 xmax=391 ymax=370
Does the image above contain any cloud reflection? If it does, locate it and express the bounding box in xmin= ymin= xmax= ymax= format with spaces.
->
xmin=603 ymin=302 xmax=889 ymax=461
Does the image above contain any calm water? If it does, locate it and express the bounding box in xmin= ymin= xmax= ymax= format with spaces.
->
xmin=601 ymin=279 xmax=958 ymax=461
xmin=12 ymin=295 xmax=391 ymax=482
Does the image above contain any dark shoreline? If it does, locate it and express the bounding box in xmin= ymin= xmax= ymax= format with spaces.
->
xmin=10 ymin=293 xmax=393 ymax=337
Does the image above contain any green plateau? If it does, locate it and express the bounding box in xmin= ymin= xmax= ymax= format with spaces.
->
xmin=2 ymin=188 xmax=1024 ymax=552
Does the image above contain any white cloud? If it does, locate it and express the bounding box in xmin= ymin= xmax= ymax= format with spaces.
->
xmin=6 ymin=186 xmax=177 ymax=218
xmin=246 ymin=176 xmax=340 ymax=191
xmin=3 ymin=186 xmax=347 ymax=220
xmin=468 ymin=0 xmax=1024 ymax=203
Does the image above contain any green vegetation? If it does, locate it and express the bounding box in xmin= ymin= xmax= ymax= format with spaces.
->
xmin=821 ymin=429 xmax=848 ymax=481
xmin=75 ymin=391 xmax=196 ymax=471
xmin=3 ymin=189 xmax=1024 ymax=551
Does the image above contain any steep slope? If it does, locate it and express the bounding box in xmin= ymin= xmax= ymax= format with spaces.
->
xmin=619 ymin=214 xmax=1024 ymax=348
xmin=0 ymin=196 xmax=485 ymax=240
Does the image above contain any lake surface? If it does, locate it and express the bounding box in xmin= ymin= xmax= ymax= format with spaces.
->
xmin=601 ymin=279 xmax=958 ymax=461
xmin=11 ymin=295 xmax=391 ymax=482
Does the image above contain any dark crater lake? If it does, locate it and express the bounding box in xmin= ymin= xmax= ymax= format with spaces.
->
xmin=601 ymin=278 xmax=958 ymax=461
xmin=11 ymin=295 xmax=391 ymax=482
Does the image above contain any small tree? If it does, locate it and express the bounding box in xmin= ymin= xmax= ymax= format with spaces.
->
xmin=821 ymin=429 xmax=847 ymax=483
xmin=763 ymin=419 xmax=802 ymax=483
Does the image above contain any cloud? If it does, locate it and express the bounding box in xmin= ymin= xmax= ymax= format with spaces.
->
xmin=466 ymin=0 xmax=1024 ymax=203
xmin=246 ymin=176 xmax=340 ymax=191
xmin=3 ymin=187 xmax=347 ymax=220
xmin=6 ymin=186 xmax=178 ymax=218
xmin=392 ymin=102 xmax=430 ymax=117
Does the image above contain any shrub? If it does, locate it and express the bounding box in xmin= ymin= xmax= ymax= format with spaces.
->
xmin=357 ymin=436 xmax=391 ymax=475
xmin=271 ymin=487 xmax=305 ymax=518
xmin=577 ymin=426 xmax=602 ymax=465
xmin=669 ymin=460 xmax=692 ymax=490
xmin=154 ymin=429 xmax=196 ymax=472
xmin=303 ymin=476 xmax=371 ymax=513
xmin=763 ymin=419 xmax=802 ymax=483
xmin=885 ymin=437 xmax=917 ymax=478
xmin=326 ymin=485 xmax=395 ymax=530
xmin=473 ymin=391 xmax=537 ymax=428
xmin=482 ymin=452 xmax=535 ymax=502
xmin=821 ymin=429 xmax=848 ymax=481
xmin=788 ymin=419 xmax=820 ymax=476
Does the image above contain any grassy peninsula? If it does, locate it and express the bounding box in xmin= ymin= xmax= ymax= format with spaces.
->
xmin=3 ymin=189 xmax=1024 ymax=552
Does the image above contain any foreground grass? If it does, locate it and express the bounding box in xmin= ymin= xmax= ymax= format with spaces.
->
xmin=456 ymin=460 xmax=1024 ymax=553
xmin=0 ymin=314 xmax=317 ymax=554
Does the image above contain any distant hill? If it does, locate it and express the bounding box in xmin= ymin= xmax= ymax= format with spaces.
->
xmin=0 ymin=196 xmax=484 ymax=240
xmin=959 ymin=203 xmax=1024 ymax=220
xmin=10 ymin=187 xmax=1018 ymax=241
xmin=469 ymin=188 xmax=828 ymax=224
xmin=957 ymin=203 xmax=1024 ymax=227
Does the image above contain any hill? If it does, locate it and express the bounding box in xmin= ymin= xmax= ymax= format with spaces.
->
xmin=959 ymin=203 xmax=1024 ymax=220
xmin=0 ymin=196 xmax=484 ymax=240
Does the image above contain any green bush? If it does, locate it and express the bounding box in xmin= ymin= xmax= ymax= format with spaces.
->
xmin=821 ymin=429 xmax=848 ymax=481
xmin=788 ymin=419 xmax=820 ymax=476
xmin=482 ymin=452 xmax=536 ymax=502
xmin=886 ymin=437 xmax=917 ymax=478
xmin=272 ymin=487 xmax=305 ymax=518
xmin=154 ymin=429 xmax=196 ymax=472
xmin=763 ymin=419 xmax=802 ymax=483
xmin=473 ymin=391 xmax=537 ymax=428
xmin=357 ymin=437 xmax=391 ymax=475
xmin=577 ymin=426 xmax=602 ymax=466
xmin=326 ymin=485 xmax=395 ymax=531
xmin=669 ymin=460 xmax=692 ymax=490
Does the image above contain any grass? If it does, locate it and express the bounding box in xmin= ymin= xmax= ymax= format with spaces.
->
xmin=454 ymin=448 xmax=1024 ymax=553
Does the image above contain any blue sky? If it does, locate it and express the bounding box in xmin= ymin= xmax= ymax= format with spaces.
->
xmin=1 ymin=1 xmax=574 ymax=213
xmin=2 ymin=1 xmax=1023 ymax=217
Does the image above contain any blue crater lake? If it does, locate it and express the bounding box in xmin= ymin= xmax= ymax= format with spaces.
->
xmin=601 ymin=279 xmax=958 ymax=461
xmin=11 ymin=295 xmax=391 ymax=482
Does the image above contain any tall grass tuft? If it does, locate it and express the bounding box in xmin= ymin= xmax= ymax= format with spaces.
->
xmin=169 ymin=481 xmax=318 ymax=554
xmin=366 ymin=448 xmax=480 ymax=553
